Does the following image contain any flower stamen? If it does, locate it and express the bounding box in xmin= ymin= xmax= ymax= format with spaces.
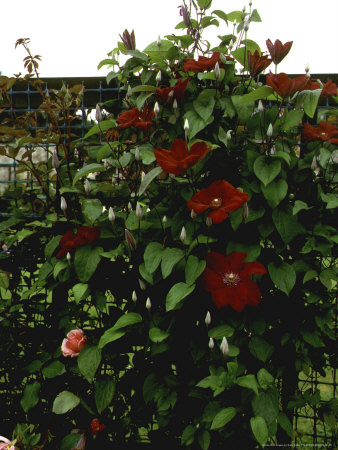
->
xmin=223 ymin=272 xmax=240 ymax=286
xmin=211 ymin=197 xmax=222 ymax=207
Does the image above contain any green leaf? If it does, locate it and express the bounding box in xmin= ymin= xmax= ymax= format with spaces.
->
xmin=296 ymin=89 xmax=321 ymax=118
xmin=60 ymin=434 xmax=83 ymax=450
xmin=42 ymin=361 xmax=65 ymax=379
xmin=250 ymin=416 xmax=269 ymax=447
xmin=249 ymin=336 xmax=274 ymax=363
xmin=0 ymin=270 xmax=9 ymax=289
xmin=319 ymin=268 xmax=336 ymax=290
xmin=227 ymin=10 xmax=243 ymax=22
xmin=166 ymin=282 xmax=195 ymax=312
xmin=253 ymin=156 xmax=281 ymax=186
xmin=98 ymin=313 xmax=142 ymax=348
xmin=239 ymin=86 xmax=273 ymax=104
xmin=53 ymin=390 xmax=80 ymax=414
xmin=113 ymin=312 xmax=143 ymax=330
xmin=72 ymin=283 xmax=89 ymax=303
xmin=98 ymin=329 xmax=126 ymax=348
xmin=149 ymin=327 xmax=170 ymax=343
xmin=293 ymin=200 xmax=311 ymax=215
xmin=78 ymin=345 xmax=101 ymax=383
xmin=130 ymin=84 xmax=156 ymax=93
xmin=231 ymin=40 xmax=260 ymax=68
xmin=45 ymin=235 xmax=62 ymax=260
xmin=208 ymin=324 xmax=235 ymax=339
xmin=161 ymin=248 xmax=184 ymax=279
xmin=303 ymin=269 xmax=317 ymax=284
xmin=185 ymin=255 xmax=206 ymax=286
xmin=72 ymin=163 xmax=105 ymax=185
xmin=268 ymin=261 xmax=296 ymax=295
xmin=181 ymin=425 xmax=196 ymax=446
xmin=81 ymin=198 xmax=102 ymax=225
xmin=212 ymin=10 xmax=228 ymax=23
xmin=125 ymin=50 xmax=148 ymax=61
xmin=184 ymin=109 xmax=214 ymax=139
xmin=83 ymin=119 xmax=116 ymax=139
xmin=277 ymin=413 xmax=294 ymax=438
xmin=250 ymin=9 xmax=262 ymax=22
xmin=136 ymin=92 xmax=154 ymax=110
xmin=272 ymin=207 xmax=305 ymax=244
xmin=252 ymin=391 xmax=279 ymax=424
xmin=197 ymin=0 xmax=212 ymax=9
xmin=144 ymin=242 xmax=163 ymax=274
xmin=20 ymin=382 xmax=40 ymax=412
xmin=261 ymin=179 xmax=288 ymax=208
xmin=143 ymin=373 xmax=161 ymax=403
xmin=226 ymin=242 xmax=261 ymax=262
xmin=210 ymin=407 xmax=236 ymax=430
xmin=197 ymin=430 xmax=211 ymax=450
xmin=95 ymin=378 xmax=116 ymax=414
xmin=138 ymin=166 xmax=163 ymax=196
xmin=281 ymin=109 xmax=304 ymax=132
xmin=193 ymin=89 xmax=216 ymax=122
xmin=257 ymin=369 xmax=274 ymax=390
xmin=74 ymin=245 xmax=102 ymax=282
xmin=236 ymin=374 xmax=259 ymax=396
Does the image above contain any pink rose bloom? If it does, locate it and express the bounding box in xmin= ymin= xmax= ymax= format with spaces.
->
xmin=61 ymin=329 xmax=88 ymax=357
xmin=0 ymin=436 xmax=15 ymax=450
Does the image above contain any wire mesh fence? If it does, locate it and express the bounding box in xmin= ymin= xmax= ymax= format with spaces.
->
xmin=0 ymin=76 xmax=337 ymax=448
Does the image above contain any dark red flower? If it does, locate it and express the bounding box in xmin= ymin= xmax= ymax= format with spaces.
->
xmin=156 ymin=77 xmax=190 ymax=102
xmin=302 ymin=121 xmax=338 ymax=145
xmin=116 ymin=106 xmax=155 ymax=131
xmin=266 ymin=72 xmax=309 ymax=98
xmin=247 ymin=50 xmax=272 ymax=77
xmin=89 ymin=418 xmax=105 ymax=435
xmin=182 ymin=52 xmax=221 ymax=73
xmin=321 ymin=80 xmax=338 ymax=98
xmin=154 ymin=139 xmax=211 ymax=175
xmin=266 ymin=39 xmax=293 ymax=65
xmin=200 ymin=252 xmax=266 ymax=312
xmin=187 ymin=180 xmax=249 ymax=224
xmin=56 ymin=226 xmax=100 ymax=259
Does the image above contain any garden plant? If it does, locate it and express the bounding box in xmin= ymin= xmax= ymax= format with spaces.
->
xmin=0 ymin=0 xmax=337 ymax=448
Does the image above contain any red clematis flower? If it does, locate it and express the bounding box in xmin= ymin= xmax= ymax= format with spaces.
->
xmin=116 ymin=105 xmax=155 ymax=131
xmin=302 ymin=121 xmax=338 ymax=145
xmin=56 ymin=226 xmax=100 ymax=258
xmin=89 ymin=418 xmax=105 ymax=435
xmin=266 ymin=39 xmax=293 ymax=65
xmin=266 ymin=72 xmax=309 ymax=98
xmin=187 ymin=180 xmax=249 ymax=224
xmin=247 ymin=50 xmax=272 ymax=77
xmin=182 ymin=52 xmax=221 ymax=73
xmin=200 ymin=252 xmax=266 ymax=312
xmin=156 ymin=77 xmax=190 ymax=102
xmin=321 ymin=80 xmax=338 ymax=98
xmin=154 ymin=139 xmax=211 ymax=175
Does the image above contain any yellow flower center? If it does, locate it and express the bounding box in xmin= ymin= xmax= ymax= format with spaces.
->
xmin=223 ymin=272 xmax=240 ymax=286
xmin=211 ymin=197 xmax=222 ymax=207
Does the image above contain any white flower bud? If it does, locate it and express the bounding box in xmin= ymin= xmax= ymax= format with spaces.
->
xmin=66 ymin=252 xmax=71 ymax=263
xmin=136 ymin=203 xmax=143 ymax=218
xmin=156 ymin=70 xmax=161 ymax=83
xmin=190 ymin=209 xmax=197 ymax=219
xmin=184 ymin=118 xmax=189 ymax=132
xmin=220 ymin=336 xmax=229 ymax=356
xmin=206 ymin=216 xmax=212 ymax=227
xmin=257 ymin=100 xmax=264 ymax=112
xmin=208 ymin=337 xmax=215 ymax=350
xmin=154 ymin=101 xmax=160 ymax=116
xmin=243 ymin=20 xmax=250 ymax=32
xmin=173 ymin=98 xmax=178 ymax=110
xmin=157 ymin=35 xmax=161 ymax=47
xmin=163 ymin=215 xmax=167 ymax=223
xmin=205 ymin=311 xmax=211 ymax=327
xmin=267 ymin=123 xmax=273 ymax=138
xmin=52 ymin=150 xmax=60 ymax=169
xmin=214 ymin=61 xmax=221 ymax=80
xmin=180 ymin=226 xmax=187 ymax=243
xmin=135 ymin=146 xmax=140 ymax=161
xmin=84 ymin=179 xmax=91 ymax=194
xmin=139 ymin=278 xmax=146 ymax=290
xmin=242 ymin=202 xmax=249 ymax=220
xmin=229 ymin=39 xmax=234 ymax=51
xmin=95 ymin=104 xmax=102 ymax=122
xmin=132 ymin=290 xmax=137 ymax=303
xmin=128 ymin=202 xmax=133 ymax=212
xmin=141 ymin=171 xmax=146 ymax=182
xmin=61 ymin=196 xmax=67 ymax=212
xmin=146 ymin=297 xmax=152 ymax=310
xmin=305 ymin=62 xmax=310 ymax=74
xmin=108 ymin=207 xmax=115 ymax=223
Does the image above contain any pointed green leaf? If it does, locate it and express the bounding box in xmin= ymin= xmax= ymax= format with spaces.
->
xmin=193 ymin=89 xmax=216 ymax=122
xmin=253 ymin=156 xmax=281 ymax=186
xmin=261 ymin=179 xmax=288 ymax=208
xmin=210 ymin=407 xmax=236 ymax=430
xmin=149 ymin=327 xmax=170 ymax=343
xmin=250 ymin=416 xmax=269 ymax=447
xmin=166 ymin=282 xmax=195 ymax=312
xmin=42 ymin=361 xmax=65 ymax=379
xmin=78 ymin=345 xmax=102 ymax=383
xmin=144 ymin=242 xmax=163 ymax=274
xmin=268 ymin=261 xmax=296 ymax=295
xmin=236 ymin=374 xmax=259 ymax=396
xmin=81 ymin=198 xmax=102 ymax=225
xmin=72 ymin=163 xmax=105 ymax=185
xmin=74 ymin=245 xmax=103 ymax=282
xmin=138 ymin=166 xmax=163 ymax=196
xmin=161 ymin=248 xmax=184 ymax=279
xmin=185 ymin=255 xmax=206 ymax=285
xmin=53 ymin=391 xmax=80 ymax=414
xmin=95 ymin=378 xmax=116 ymax=413
xmin=21 ymin=382 xmax=41 ymax=412
xmin=249 ymin=336 xmax=274 ymax=363
xmin=83 ymin=119 xmax=117 ymax=139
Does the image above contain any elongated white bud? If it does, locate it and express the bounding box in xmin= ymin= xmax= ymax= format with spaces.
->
xmin=180 ymin=226 xmax=187 ymax=243
xmin=141 ymin=171 xmax=146 ymax=182
xmin=305 ymin=62 xmax=310 ymax=75
xmin=214 ymin=61 xmax=221 ymax=80
xmin=208 ymin=337 xmax=215 ymax=350
xmin=66 ymin=252 xmax=71 ymax=263
xmin=242 ymin=202 xmax=249 ymax=220
xmin=220 ymin=336 xmax=229 ymax=356
xmin=95 ymin=104 xmax=102 ymax=122
xmin=243 ymin=19 xmax=250 ymax=32
xmin=267 ymin=123 xmax=273 ymax=138
xmin=136 ymin=203 xmax=143 ymax=218
xmin=61 ymin=196 xmax=67 ymax=212
xmin=206 ymin=216 xmax=212 ymax=227
xmin=205 ymin=311 xmax=211 ymax=327
xmin=84 ymin=179 xmax=91 ymax=194
xmin=146 ymin=297 xmax=151 ymax=310
xmin=157 ymin=35 xmax=161 ymax=47
xmin=156 ymin=70 xmax=161 ymax=83
xmin=125 ymin=228 xmax=137 ymax=250
xmin=139 ymin=278 xmax=146 ymax=290
xmin=190 ymin=209 xmax=197 ymax=219
xmin=257 ymin=100 xmax=264 ymax=112
xmin=135 ymin=146 xmax=140 ymax=161
xmin=154 ymin=101 xmax=160 ymax=116
xmin=52 ymin=150 xmax=60 ymax=169
xmin=108 ymin=207 xmax=115 ymax=223
xmin=184 ymin=118 xmax=189 ymax=132
xmin=173 ymin=98 xmax=178 ymax=110
xmin=163 ymin=215 xmax=167 ymax=223
xmin=128 ymin=202 xmax=133 ymax=212
xmin=132 ymin=290 xmax=137 ymax=303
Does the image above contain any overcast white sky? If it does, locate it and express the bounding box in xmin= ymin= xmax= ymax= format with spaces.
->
xmin=1 ymin=0 xmax=337 ymax=78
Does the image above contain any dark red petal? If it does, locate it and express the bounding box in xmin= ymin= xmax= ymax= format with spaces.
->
xmin=239 ymin=261 xmax=267 ymax=279
xmin=199 ymin=267 xmax=224 ymax=292
xmin=187 ymin=197 xmax=210 ymax=214
xmin=205 ymin=251 xmax=228 ymax=275
xmin=236 ymin=280 xmax=262 ymax=307
xmin=210 ymin=286 xmax=245 ymax=310
xmin=207 ymin=208 xmax=229 ymax=224
xmin=224 ymin=252 xmax=248 ymax=273
xmin=171 ymin=139 xmax=189 ymax=159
